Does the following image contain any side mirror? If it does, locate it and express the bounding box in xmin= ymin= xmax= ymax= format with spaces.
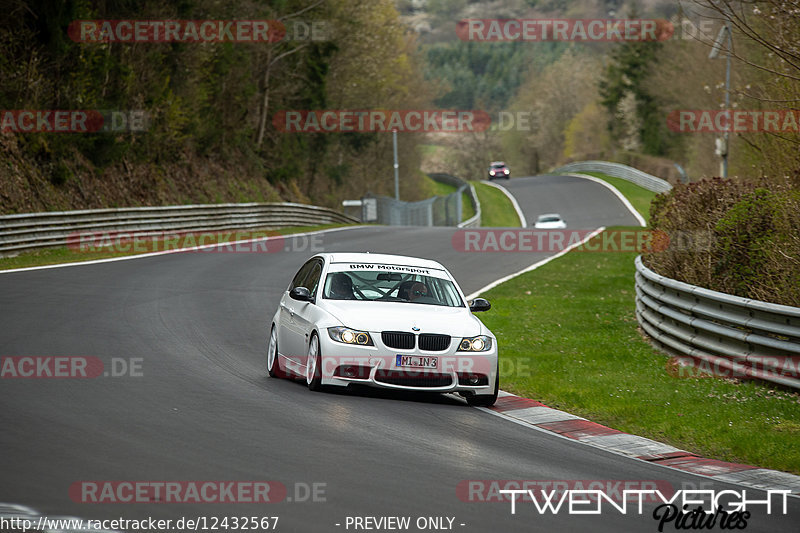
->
xmin=469 ymin=298 xmax=491 ymax=312
xmin=289 ymin=287 xmax=312 ymax=302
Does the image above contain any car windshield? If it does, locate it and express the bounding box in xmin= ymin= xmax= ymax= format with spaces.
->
xmin=539 ymin=215 xmax=561 ymax=223
xmin=491 ymin=163 xmax=505 ymax=169
xmin=322 ymin=270 xmax=464 ymax=307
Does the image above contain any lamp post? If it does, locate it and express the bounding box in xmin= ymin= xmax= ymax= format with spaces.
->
xmin=392 ymin=128 xmax=399 ymax=200
xmin=709 ymin=21 xmax=732 ymax=178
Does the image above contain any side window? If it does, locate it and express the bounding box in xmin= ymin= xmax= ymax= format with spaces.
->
xmin=305 ymin=262 xmax=323 ymax=297
xmin=290 ymin=260 xmax=315 ymax=290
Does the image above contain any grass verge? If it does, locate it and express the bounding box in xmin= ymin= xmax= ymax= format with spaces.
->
xmin=0 ymin=224 xmax=352 ymax=271
xmin=472 ymin=181 xmax=521 ymax=227
xmin=479 ymin=233 xmax=800 ymax=474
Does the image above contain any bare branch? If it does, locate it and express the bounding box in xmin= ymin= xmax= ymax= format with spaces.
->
xmin=692 ymin=0 xmax=800 ymax=77
xmin=278 ymin=0 xmax=325 ymax=22
xmin=269 ymin=43 xmax=309 ymax=68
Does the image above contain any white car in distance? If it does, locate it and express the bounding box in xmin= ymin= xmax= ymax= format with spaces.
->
xmin=533 ymin=213 xmax=567 ymax=229
xmin=267 ymin=253 xmax=499 ymax=406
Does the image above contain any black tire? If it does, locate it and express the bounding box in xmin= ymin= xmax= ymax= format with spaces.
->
xmin=267 ymin=326 xmax=285 ymax=378
xmin=467 ymin=370 xmax=499 ymax=407
xmin=306 ymin=333 xmax=323 ymax=391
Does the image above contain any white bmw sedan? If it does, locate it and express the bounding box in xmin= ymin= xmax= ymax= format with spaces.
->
xmin=267 ymin=253 xmax=499 ymax=406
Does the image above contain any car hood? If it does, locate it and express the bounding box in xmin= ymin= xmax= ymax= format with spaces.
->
xmin=320 ymin=300 xmax=485 ymax=337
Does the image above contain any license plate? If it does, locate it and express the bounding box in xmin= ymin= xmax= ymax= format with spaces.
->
xmin=396 ymin=355 xmax=438 ymax=369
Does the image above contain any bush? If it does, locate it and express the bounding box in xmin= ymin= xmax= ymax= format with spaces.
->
xmin=646 ymin=178 xmax=800 ymax=307
xmin=49 ymin=162 xmax=71 ymax=186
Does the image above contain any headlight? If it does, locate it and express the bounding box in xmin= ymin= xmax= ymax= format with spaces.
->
xmin=328 ymin=327 xmax=373 ymax=346
xmin=457 ymin=335 xmax=492 ymax=352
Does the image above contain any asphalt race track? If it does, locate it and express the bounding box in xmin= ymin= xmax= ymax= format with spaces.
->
xmin=496 ymin=174 xmax=640 ymax=229
xmin=1 ymin=175 xmax=796 ymax=532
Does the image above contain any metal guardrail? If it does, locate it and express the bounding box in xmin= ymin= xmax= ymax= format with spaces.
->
xmin=360 ymin=174 xmax=480 ymax=227
xmin=363 ymin=194 xmax=440 ymax=226
xmin=428 ymin=173 xmax=481 ymax=228
xmin=458 ymin=183 xmax=481 ymax=228
xmin=0 ymin=203 xmax=359 ymax=255
xmin=553 ymin=161 xmax=673 ymax=193
xmin=635 ymin=256 xmax=800 ymax=389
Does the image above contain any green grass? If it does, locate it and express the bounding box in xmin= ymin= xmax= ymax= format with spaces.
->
xmin=472 ymin=181 xmax=521 ymax=227
xmin=480 ymin=238 xmax=800 ymax=474
xmin=425 ymin=177 xmax=458 ymax=197
xmin=418 ymin=143 xmax=442 ymax=157
xmin=0 ymin=224 xmax=351 ymax=271
xmin=475 ymin=174 xmax=800 ymax=473
xmin=461 ymin=190 xmax=476 ymax=222
xmin=422 ymin=175 xmax=476 ymax=223
xmin=579 ymin=172 xmax=658 ymax=225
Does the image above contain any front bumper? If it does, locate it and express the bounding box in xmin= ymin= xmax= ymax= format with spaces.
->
xmin=317 ymin=333 xmax=498 ymax=395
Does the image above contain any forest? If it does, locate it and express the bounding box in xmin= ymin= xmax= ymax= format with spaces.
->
xmin=1 ymin=0 xmax=798 ymax=214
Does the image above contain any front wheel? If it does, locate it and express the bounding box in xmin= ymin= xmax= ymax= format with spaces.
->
xmin=267 ymin=326 xmax=285 ymax=378
xmin=466 ymin=370 xmax=498 ymax=407
xmin=306 ymin=333 xmax=322 ymax=391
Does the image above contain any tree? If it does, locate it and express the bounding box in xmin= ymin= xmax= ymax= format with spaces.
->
xmin=690 ymin=0 xmax=800 ymax=182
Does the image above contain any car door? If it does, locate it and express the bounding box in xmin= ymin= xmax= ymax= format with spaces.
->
xmin=279 ymin=259 xmax=315 ymax=363
xmin=281 ymin=258 xmax=323 ymax=365
xmin=292 ymin=261 xmax=323 ymax=369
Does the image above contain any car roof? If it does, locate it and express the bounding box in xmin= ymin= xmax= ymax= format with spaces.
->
xmin=322 ymin=252 xmax=447 ymax=271
xmin=537 ymin=213 xmax=562 ymax=220
xmin=490 ymin=161 xmax=506 ymax=166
